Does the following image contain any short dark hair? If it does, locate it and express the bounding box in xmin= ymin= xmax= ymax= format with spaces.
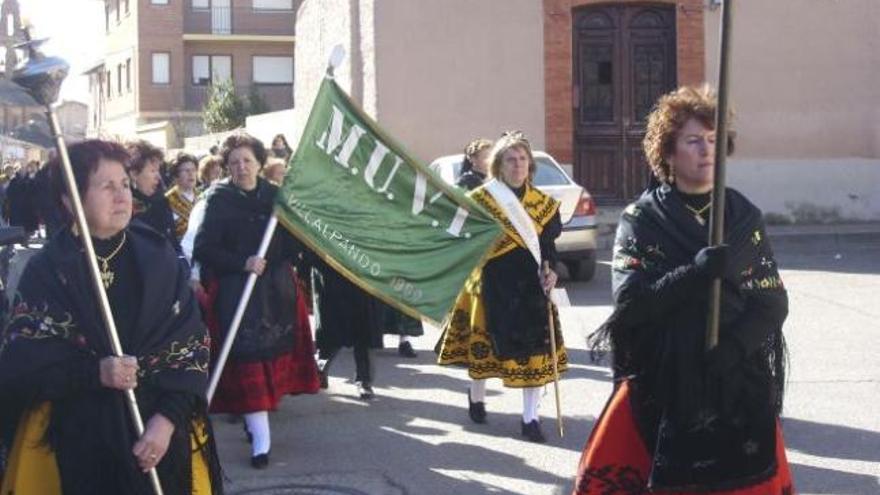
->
xmin=643 ymin=85 xmax=735 ymax=183
xmin=169 ymin=152 xmax=199 ymax=178
xmin=48 ymin=139 xmax=130 ymax=207
xmin=125 ymin=139 xmax=165 ymax=174
xmin=220 ymin=133 xmax=267 ymax=168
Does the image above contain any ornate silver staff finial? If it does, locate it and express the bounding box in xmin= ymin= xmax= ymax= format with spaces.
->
xmin=12 ymin=30 xmax=69 ymax=106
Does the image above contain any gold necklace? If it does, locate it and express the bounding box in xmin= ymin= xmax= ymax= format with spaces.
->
xmin=95 ymin=232 xmax=127 ymax=289
xmin=684 ymin=203 xmax=711 ymax=225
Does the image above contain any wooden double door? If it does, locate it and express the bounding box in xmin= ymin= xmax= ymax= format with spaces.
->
xmin=573 ymin=4 xmax=677 ymax=203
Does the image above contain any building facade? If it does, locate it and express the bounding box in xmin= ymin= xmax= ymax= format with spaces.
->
xmin=294 ymin=0 xmax=880 ymax=221
xmin=87 ymin=0 xmax=299 ymax=148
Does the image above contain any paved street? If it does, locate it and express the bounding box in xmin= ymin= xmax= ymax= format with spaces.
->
xmin=216 ymin=232 xmax=880 ymax=495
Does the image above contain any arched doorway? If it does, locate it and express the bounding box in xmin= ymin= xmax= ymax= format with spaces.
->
xmin=572 ymin=4 xmax=677 ymax=202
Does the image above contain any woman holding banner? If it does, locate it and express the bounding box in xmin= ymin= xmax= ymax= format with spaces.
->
xmin=0 ymin=140 xmax=222 ymax=494
xmin=573 ymin=86 xmax=793 ymax=494
xmin=438 ymin=131 xmax=567 ymax=443
xmin=194 ymin=133 xmax=319 ymax=469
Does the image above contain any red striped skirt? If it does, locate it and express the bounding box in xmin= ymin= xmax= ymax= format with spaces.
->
xmin=573 ymin=381 xmax=794 ymax=495
xmin=200 ymin=276 xmax=320 ymax=414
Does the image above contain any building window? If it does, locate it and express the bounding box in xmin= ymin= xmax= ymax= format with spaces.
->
xmin=192 ymin=0 xmax=209 ymax=8
xmin=151 ymin=0 xmax=169 ymax=5
xmin=253 ymin=56 xmax=293 ymax=84
xmin=126 ymin=59 xmax=131 ymax=92
xmin=152 ymin=53 xmax=170 ymax=84
xmin=104 ymin=4 xmax=110 ymax=31
xmin=125 ymin=0 xmax=130 ymax=13
xmin=106 ymin=70 xmax=112 ymax=99
xmin=192 ymin=55 xmax=232 ymax=85
xmin=117 ymin=64 xmax=123 ymax=96
xmin=115 ymin=0 xmax=121 ymax=22
xmin=253 ymin=0 xmax=293 ymax=11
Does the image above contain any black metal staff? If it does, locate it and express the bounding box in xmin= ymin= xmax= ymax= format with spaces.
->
xmin=706 ymin=0 xmax=734 ymax=351
xmin=13 ymin=39 xmax=165 ymax=495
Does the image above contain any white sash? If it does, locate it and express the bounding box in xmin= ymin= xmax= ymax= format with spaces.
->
xmin=484 ymin=179 xmax=542 ymax=268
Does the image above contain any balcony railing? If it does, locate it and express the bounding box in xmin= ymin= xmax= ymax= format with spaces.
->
xmin=185 ymin=83 xmax=293 ymax=112
xmin=184 ymin=3 xmax=296 ymax=37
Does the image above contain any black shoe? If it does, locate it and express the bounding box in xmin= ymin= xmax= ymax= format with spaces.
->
xmin=357 ymin=381 xmax=375 ymax=400
xmin=468 ymin=390 xmax=487 ymax=424
xmin=521 ymin=420 xmax=546 ymax=443
xmin=398 ymin=341 xmax=418 ymax=358
xmin=318 ymin=361 xmax=329 ymax=389
xmin=243 ymin=423 xmax=252 ymax=444
xmin=250 ymin=452 xmax=270 ymax=469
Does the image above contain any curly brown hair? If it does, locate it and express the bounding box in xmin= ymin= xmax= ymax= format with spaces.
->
xmin=125 ymin=139 xmax=165 ymax=174
xmin=461 ymin=138 xmax=493 ymax=174
xmin=643 ymin=85 xmax=734 ymax=183
xmin=197 ymin=154 xmax=225 ymax=185
xmin=489 ymin=131 xmax=536 ymax=182
xmin=220 ymin=132 xmax=267 ymax=168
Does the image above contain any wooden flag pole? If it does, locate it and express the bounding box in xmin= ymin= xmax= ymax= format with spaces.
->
xmin=706 ymin=0 xmax=734 ymax=351
xmin=547 ymin=299 xmax=564 ymax=438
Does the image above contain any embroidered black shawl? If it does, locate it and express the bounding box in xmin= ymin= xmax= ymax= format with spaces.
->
xmin=590 ymin=185 xmax=788 ymax=491
xmin=0 ymin=223 xmax=220 ymax=494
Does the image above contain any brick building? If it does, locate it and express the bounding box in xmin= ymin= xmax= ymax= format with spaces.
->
xmin=294 ymin=0 xmax=880 ymax=221
xmin=86 ymin=0 xmax=299 ymax=148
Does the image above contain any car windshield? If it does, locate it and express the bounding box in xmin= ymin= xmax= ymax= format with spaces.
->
xmin=534 ymin=158 xmax=569 ymax=186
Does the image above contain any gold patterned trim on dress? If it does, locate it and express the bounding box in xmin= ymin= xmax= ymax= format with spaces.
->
xmin=166 ymin=185 xmax=198 ymax=239
xmin=469 ymin=183 xmax=560 ymax=261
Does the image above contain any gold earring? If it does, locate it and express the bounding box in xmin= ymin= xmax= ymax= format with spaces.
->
xmin=668 ymin=162 xmax=676 ymax=184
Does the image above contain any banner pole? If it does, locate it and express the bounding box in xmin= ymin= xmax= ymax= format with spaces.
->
xmin=706 ymin=0 xmax=734 ymax=351
xmin=207 ymin=215 xmax=278 ymax=403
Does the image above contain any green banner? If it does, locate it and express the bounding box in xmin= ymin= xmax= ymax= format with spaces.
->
xmin=275 ymin=78 xmax=501 ymax=324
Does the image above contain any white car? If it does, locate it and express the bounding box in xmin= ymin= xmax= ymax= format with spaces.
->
xmin=429 ymin=151 xmax=598 ymax=281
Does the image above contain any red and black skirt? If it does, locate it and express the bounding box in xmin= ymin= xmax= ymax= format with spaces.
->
xmin=573 ymin=381 xmax=794 ymax=495
xmin=201 ymin=275 xmax=320 ymax=414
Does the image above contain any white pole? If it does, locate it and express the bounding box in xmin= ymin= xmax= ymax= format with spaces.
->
xmin=206 ymin=215 xmax=279 ymax=403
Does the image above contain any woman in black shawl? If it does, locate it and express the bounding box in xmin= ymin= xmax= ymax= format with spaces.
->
xmin=572 ymin=86 xmax=793 ymax=494
xmin=193 ymin=133 xmax=319 ymax=469
xmin=0 ymin=140 xmax=221 ymax=494
xmin=126 ymin=140 xmax=180 ymax=253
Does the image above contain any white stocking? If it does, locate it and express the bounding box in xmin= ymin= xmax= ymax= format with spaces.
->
xmin=244 ymin=411 xmax=271 ymax=456
xmin=522 ymin=387 xmax=541 ymax=423
xmin=469 ymin=378 xmax=487 ymax=403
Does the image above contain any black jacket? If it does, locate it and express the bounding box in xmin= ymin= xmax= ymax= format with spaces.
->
xmin=193 ymin=178 xmax=303 ymax=362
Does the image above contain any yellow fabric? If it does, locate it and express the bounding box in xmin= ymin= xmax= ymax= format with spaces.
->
xmin=190 ymin=417 xmax=212 ymax=495
xmin=166 ymin=185 xmax=196 ymax=240
xmin=437 ymin=183 xmax=567 ymax=388
xmin=1 ymin=402 xmax=214 ymax=494
xmin=470 ymin=183 xmax=560 ymax=261
xmin=0 ymin=402 xmax=61 ymax=495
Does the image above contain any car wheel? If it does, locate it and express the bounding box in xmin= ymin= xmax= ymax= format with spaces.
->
xmin=565 ymin=253 xmax=596 ymax=282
